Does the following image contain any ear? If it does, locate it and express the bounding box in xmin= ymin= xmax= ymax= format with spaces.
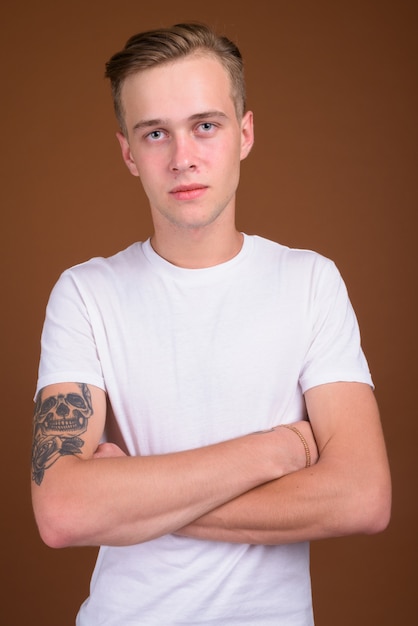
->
xmin=240 ymin=110 xmax=254 ymax=161
xmin=116 ymin=131 xmax=140 ymax=177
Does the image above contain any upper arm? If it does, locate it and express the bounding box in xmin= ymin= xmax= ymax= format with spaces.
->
xmin=31 ymin=382 xmax=106 ymax=488
xmin=305 ymin=381 xmax=384 ymax=455
xmin=305 ymin=381 xmax=391 ymax=532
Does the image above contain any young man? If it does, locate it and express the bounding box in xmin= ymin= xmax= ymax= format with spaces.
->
xmin=32 ymin=23 xmax=391 ymax=625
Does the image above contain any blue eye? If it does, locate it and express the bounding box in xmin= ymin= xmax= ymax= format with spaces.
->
xmin=149 ymin=130 xmax=163 ymax=140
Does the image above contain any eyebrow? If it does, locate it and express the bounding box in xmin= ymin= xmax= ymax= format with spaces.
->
xmin=132 ymin=110 xmax=228 ymax=133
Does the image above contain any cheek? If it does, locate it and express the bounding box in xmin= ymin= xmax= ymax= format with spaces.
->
xmin=135 ymin=156 xmax=163 ymax=188
xmin=217 ymin=142 xmax=241 ymax=177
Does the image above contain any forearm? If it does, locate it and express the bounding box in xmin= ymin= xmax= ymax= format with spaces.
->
xmin=176 ymin=459 xmax=348 ymax=544
xmin=177 ymin=454 xmax=390 ymax=545
xmin=178 ymin=385 xmax=392 ymax=545
xmin=32 ymin=426 xmax=309 ymax=549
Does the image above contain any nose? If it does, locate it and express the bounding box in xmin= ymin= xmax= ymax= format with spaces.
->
xmin=170 ymin=135 xmax=197 ymax=172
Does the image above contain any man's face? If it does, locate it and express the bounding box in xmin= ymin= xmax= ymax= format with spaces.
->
xmin=117 ymin=54 xmax=254 ymax=233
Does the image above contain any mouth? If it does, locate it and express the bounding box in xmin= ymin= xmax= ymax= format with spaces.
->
xmin=169 ymin=184 xmax=208 ymax=201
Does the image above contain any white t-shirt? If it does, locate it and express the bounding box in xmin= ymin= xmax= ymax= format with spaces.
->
xmin=36 ymin=234 xmax=372 ymax=625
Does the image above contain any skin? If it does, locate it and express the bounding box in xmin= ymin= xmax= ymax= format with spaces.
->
xmin=32 ymin=382 xmax=317 ymax=547
xmin=31 ymin=53 xmax=391 ymax=550
xmin=116 ymin=54 xmax=254 ymax=268
xmin=177 ymin=381 xmax=392 ymax=544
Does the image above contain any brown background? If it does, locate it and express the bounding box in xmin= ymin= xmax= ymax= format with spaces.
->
xmin=1 ymin=0 xmax=417 ymax=624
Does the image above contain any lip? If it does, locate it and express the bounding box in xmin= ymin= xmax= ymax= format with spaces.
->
xmin=169 ymin=184 xmax=208 ymax=201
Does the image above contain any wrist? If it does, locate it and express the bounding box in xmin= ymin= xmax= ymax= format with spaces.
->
xmin=280 ymin=425 xmax=311 ymax=468
xmin=249 ymin=424 xmax=314 ymax=477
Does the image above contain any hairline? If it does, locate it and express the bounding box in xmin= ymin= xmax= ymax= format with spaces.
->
xmin=116 ymin=50 xmax=244 ymax=136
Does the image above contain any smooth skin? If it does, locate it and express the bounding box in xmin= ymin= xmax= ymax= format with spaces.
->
xmin=32 ymin=382 xmax=318 ymax=547
xmin=32 ymin=53 xmax=391 ymax=550
xmin=117 ymin=54 xmax=254 ymax=268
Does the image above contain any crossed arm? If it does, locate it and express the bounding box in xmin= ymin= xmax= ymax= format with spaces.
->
xmin=31 ymin=381 xmax=391 ymax=549
xmin=177 ymin=382 xmax=391 ymax=544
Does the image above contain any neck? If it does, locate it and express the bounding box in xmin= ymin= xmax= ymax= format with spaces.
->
xmin=150 ymin=224 xmax=243 ymax=269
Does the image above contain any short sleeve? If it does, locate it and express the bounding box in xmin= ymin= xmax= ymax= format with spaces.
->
xmin=35 ymin=270 xmax=106 ymax=396
xmin=299 ymin=258 xmax=373 ymax=393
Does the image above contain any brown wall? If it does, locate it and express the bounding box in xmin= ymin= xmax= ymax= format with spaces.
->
xmin=1 ymin=1 xmax=417 ymax=624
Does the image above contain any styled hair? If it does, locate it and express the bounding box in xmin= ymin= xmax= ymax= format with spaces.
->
xmin=104 ymin=22 xmax=246 ymax=134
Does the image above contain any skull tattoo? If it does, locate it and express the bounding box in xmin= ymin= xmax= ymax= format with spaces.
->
xmin=32 ymin=383 xmax=93 ymax=485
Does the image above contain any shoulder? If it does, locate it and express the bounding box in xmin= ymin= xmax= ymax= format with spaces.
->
xmin=54 ymin=242 xmax=144 ymax=292
xmin=68 ymin=241 xmax=143 ymax=279
xmin=250 ymin=234 xmax=339 ymax=280
xmin=44 ymin=242 xmax=148 ymax=315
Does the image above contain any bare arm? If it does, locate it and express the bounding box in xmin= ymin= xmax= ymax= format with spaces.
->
xmin=31 ymin=382 xmax=315 ymax=548
xmin=176 ymin=382 xmax=392 ymax=544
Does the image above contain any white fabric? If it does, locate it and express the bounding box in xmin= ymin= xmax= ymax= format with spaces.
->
xmin=36 ymin=234 xmax=372 ymax=625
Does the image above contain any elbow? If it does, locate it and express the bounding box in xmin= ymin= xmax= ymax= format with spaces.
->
xmin=352 ymin=477 xmax=392 ymax=536
xmin=38 ymin=527 xmax=71 ymax=550
xmin=33 ymin=494 xmax=86 ymax=549
xmin=34 ymin=509 xmax=78 ymax=549
xmin=362 ymin=487 xmax=392 ymax=535
xmin=329 ymin=473 xmax=392 ymax=539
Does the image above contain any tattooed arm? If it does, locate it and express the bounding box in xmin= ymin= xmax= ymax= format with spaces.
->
xmin=32 ymin=383 xmax=95 ymax=486
xmin=31 ymin=382 xmax=316 ymax=548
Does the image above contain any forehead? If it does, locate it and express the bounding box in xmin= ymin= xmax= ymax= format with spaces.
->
xmin=120 ymin=54 xmax=236 ymax=131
